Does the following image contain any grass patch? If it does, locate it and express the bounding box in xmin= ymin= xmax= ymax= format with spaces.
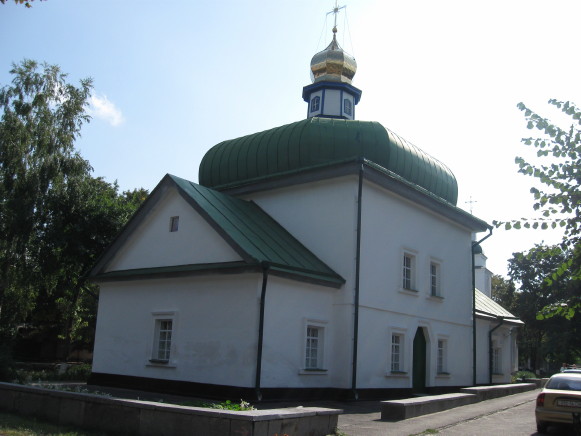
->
xmin=179 ymin=399 xmax=255 ymax=411
xmin=511 ymin=370 xmax=537 ymax=383
xmin=0 ymin=411 xmax=106 ymax=436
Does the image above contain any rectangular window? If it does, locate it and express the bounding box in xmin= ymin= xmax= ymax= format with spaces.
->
xmin=493 ymin=344 xmax=502 ymax=374
xmin=402 ymin=253 xmax=416 ymax=290
xmin=437 ymin=339 xmax=447 ymax=373
xmin=153 ymin=319 xmax=173 ymax=362
xmin=391 ymin=334 xmax=403 ymax=372
xmin=305 ymin=326 xmax=324 ymax=369
xmin=169 ymin=216 xmax=179 ymax=232
xmin=430 ymin=261 xmax=441 ymax=296
xmin=343 ymin=98 xmax=352 ymax=116
xmin=310 ymin=96 xmax=320 ymax=112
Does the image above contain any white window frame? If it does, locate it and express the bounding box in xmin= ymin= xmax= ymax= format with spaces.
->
xmin=430 ymin=260 xmax=442 ymax=297
xmin=301 ymin=319 xmax=327 ymax=373
xmin=437 ymin=337 xmax=449 ymax=374
xmin=401 ymin=249 xmax=417 ymax=292
xmin=391 ymin=333 xmax=403 ymax=372
xmin=386 ymin=327 xmax=408 ymax=376
xmin=492 ymin=340 xmax=502 ymax=374
xmin=149 ymin=311 xmax=177 ymax=366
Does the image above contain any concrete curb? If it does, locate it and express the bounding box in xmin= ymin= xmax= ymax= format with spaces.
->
xmin=380 ymin=383 xmax=536 ymax=421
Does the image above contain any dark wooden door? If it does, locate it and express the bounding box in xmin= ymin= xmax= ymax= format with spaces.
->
xmin=413 ymin=327 xmax=427 ymax=392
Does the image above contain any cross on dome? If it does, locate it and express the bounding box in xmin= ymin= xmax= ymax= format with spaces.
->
xmin=327 ymin=0 xmax=346 ymax=33
xmin=302 ymin=1 xmax=361 ymax=120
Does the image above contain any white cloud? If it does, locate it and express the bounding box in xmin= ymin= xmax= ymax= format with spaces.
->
xmin=88 ymin=93 xmax=124 ymax=126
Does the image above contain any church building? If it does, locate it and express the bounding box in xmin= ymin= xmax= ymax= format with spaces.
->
xmin=88 ymin=17 xmax=521 ymax=401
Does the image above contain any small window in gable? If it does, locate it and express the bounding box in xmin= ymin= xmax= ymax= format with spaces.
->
xmin=169 ymin=216 xmax=179 ymax=232
xmin=344 ymin=98 xmax=352 ymax=116
xmin=311 ymin=96 xmax=320 ymax=112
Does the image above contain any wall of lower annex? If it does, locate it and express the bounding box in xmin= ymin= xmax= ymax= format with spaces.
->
xmin=92 ymin=274 xmax=262 ymax=388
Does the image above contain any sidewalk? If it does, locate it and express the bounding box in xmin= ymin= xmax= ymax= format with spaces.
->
xmin=82 ymin=384 xmax=539 ymax=436
xmin=334 ymin=389 xmax=539 ymax=436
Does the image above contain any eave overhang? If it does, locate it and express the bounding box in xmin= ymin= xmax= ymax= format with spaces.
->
xmin=91 ymin=261 xmax=345 ymax=288
xmin=216 ymin=157 xmax=490 ymax=233
xmin=88 ymin=174 xmax=345 ymax=289
xmin=302 ymin=81 xmax=362 ymax=104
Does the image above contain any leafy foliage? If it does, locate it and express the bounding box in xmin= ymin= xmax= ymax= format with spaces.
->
xmin=493 ymin=99 xmax=581 ymax=319
xmin=498 ymin=245 xmax=581 ymax=370
xmin=0 ymin=60 xmax=147 ymax=360
xmin=0 ymin=0 xmax=44 ymax=8
xmin=0 ymin=60 xmax=92 ymax=340
xmin=178 ymin=399 xmax=256 ymax=411
xmin=511 ymin=370 xmax=537 ymax=383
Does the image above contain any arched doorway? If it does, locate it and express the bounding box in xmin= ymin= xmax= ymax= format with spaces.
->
xmin=412 ymin=327 xmax=427 ymax=393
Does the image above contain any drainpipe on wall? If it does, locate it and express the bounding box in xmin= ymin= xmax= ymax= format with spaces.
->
xmin=471 ymin=228 xmax=492 ymax=386
xmin=352 ymin=163 xmax=364 ymax=400
xmin=489 ymin=318 xmax=505 ymax=385
xmin=255 ymin=261 xmax=270 ymax=401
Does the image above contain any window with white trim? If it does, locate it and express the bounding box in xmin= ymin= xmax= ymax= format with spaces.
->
xmin=391 ymin=333 xmax=404 ymax=372
xmin=492 ymin=341 xmax=502 ymax=374
xmin=437 ymin=338 xmax=448 ymax=373
xmin=152 ymin=319 xmax=173 ymax=362
xmin=305 ymin=324 xmax=325 ymax=370
xmin=402 ymin=252 xmax=417 ymax=290
xmin=430 ymin=261 xmax=441 ymax=297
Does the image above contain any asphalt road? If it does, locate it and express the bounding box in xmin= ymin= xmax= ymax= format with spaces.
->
xmin=334 ymin=389 xmax=574 ymax=436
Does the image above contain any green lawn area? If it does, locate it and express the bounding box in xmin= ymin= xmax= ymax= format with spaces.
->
xmin=0 ymin=412 xmax=107 ymax=436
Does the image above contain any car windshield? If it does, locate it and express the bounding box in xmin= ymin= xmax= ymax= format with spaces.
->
xmin=546 ymin=376 xmax=581 ymax=391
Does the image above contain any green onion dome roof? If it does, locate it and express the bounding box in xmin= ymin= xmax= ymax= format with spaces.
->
xmin=199 ymin=117 xmax=458 ymax=205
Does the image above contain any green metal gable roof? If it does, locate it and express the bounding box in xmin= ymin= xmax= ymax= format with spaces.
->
xmin=199 ymin=117 xmax=459 ymax=205
xmin=475 ymin=289 xmax=523 ymax=324
xmin=169 ymin=175 xmax=344 ymax=287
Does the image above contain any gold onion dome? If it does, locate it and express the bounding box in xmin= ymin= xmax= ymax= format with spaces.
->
xmin=310 ymin=27 xmax=357 ymax=84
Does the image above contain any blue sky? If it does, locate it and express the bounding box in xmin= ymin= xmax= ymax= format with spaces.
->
xmin=2 ymin=0 xmax=580 ymax=277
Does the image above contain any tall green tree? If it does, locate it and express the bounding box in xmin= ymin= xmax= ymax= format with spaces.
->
xmin=0 ymin=60 xmax=93 ymax=340
xmin=505 ymin=245 xmax=580 ymax=370
xmin=24 ymin=177 xmax=147 ymax=358
xmin=491 ymin=274 xmax=517 ymax=313
xmin=0 ymin=60 xmax=148 ymax=362
xmin=495 ymin=99 xmax=581 ymax=319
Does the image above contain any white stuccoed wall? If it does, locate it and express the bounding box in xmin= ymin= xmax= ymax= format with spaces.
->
xmin=107 ymin=187 xmax=242 ymax=271
xmin=93 ymin=172 xmax=500 ymax=391
xmin=249 ymin=175 xmax=479 ymax=389
xmin=93 ymin=274 xmax=262 ymax=387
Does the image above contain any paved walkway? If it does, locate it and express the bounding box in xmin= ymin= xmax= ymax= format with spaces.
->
xmin=83 ymin=384 xmax=540 ymax=436
xmin=334 ymin=389 xmax=539 ymax=436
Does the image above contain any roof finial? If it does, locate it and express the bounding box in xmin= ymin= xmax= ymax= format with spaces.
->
xmin=327 ymin=0 xmax=345 ymax=37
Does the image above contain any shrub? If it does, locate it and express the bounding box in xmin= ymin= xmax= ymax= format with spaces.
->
xmin=0 ymin=344 xmax=15 ymax=382
xmin=512 ymin=370 xmax=537 ymax=382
